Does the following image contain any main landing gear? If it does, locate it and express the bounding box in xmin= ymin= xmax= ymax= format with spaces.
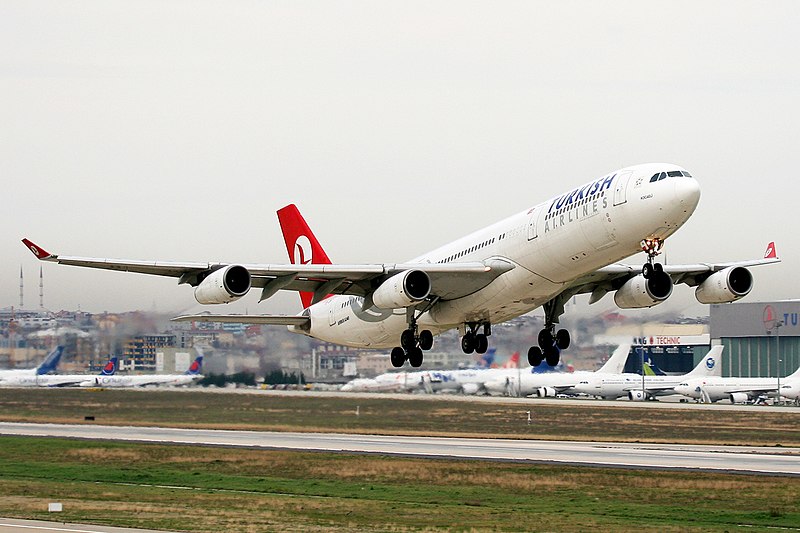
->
xmin=460 ymin=322 xmax=491 ymax=355
xmin=527 ymin=296 xmax=572 ymax=368
xmin=390 ymin=311 xmax=434 ymax=368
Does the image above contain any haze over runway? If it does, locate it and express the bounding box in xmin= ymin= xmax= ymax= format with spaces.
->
xmin=2 ymin=1 xmax=799 ymax=317
xmin=1 ymin=422 xmax=797 ymax=476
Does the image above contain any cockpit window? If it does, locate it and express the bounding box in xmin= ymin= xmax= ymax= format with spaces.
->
xmin=658 ymin=172 xmax=667 ymax=180
xmin=682 ymin=171 xmax=693 ymax=177
xmin=649 ymin=173 xmax=659 ymax=183
xmin=651 ymin=170 xmax=692 ymax=182
xmin=667 ymin=171 xmax=682 ymax=177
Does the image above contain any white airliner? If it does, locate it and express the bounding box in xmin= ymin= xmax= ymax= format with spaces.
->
xmin=483 ymin=344 xmax=631 ymax=397
xmin=0 ymin=355 xmax=117 ymax=387
xmin=674 ymin=366 xmax=800 ymax=403
xmin=571 ymin=346 xmax=725 ymax=400
xmin=0 ymin=346 xmax=63 ymax=381
xmin=80 ymin=355 xmax=204 ymax=388
xmin=23 ymin=164 xmax=779 ymax=369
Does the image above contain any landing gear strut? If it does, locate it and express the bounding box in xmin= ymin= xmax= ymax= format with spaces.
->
xmin=641 ymin=238 xmax=664 ymax=279
xmin=391 ymin=309 xmax=434 ymax=369
xmin=461 ymin=322 xmax=491 ymax=355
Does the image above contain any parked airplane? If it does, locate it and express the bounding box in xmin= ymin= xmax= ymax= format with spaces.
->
xmin=23 ymin=164 xmax=779 ymax=369
xmin=572 ymin=346 xmax=724 ymax=400
xmin=483 ymin=343 xmax=631 ymax=397
xmin=0 ymin=355 xmax=117 ymax=387
xmin=0 ymin=346 xmax=63 ymax=380
xmin=82 ymin=355 xmax=204 ymax=388
xmin=674 ymin=366 xmax=800 ymax=403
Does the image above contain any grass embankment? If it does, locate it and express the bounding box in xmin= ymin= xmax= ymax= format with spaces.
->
xmin=0 ymin=388 xmax=798 ymax=446
xmin=1 ymin=436 xmax=798 ymax=532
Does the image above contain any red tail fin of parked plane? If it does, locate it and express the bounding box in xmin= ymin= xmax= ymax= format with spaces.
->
xmin=501 ymin=352 xmax=520 ymax=369
xmin=277 ymin=204 xmax=333 ymax=309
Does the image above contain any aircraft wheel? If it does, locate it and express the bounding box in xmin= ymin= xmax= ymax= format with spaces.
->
xmin=555 ymin=329 xmax=571 ymax=350
xmin=544 ymin=346 xmax=560 ymax=367
xmin=408 ymin=347 xmax=424 ymax=368
xmin=538 ymin=329 xmax=554 ymax=349
xmin=642 ymin=263 xmax=654 ymax=279
xmin=475 ymin=333 xmax=489 ymax=354
xmin=400 ymin=329 xmax=416 ymax=350
xmin=461 ymin=333 xmax=475 ymax=354
xmin=390 ymin=347 xmax=406 ymax=368
xmin=527 ymin=346 xmax=543 ymax=367
xmin=419 ymin=330 xmax=434 ymax=351
xmin=654 ymin=262 xmax=663 ymax=273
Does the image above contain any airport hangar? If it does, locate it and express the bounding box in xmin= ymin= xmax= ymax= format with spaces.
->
xmin=607 ymin=301 xmax=799 ymax=378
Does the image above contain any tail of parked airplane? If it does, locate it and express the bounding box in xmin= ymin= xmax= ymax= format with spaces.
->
xmin=185 ymin=356 xmax=203 ymax=375
xmin=597 ymin=344 xmax=631 ymax=374
xmin=277 ymin=204 xmax=333 ymax=309
xmin=501 ymin=352 xmax=520 ymax=369
xmin=36 ymin=346 xmax=64 ymax=375
xmin=685 ymin=345 xmax=724 ymax=378
xmin=475 ymin=348 xmax=496 ymax=368
xmin=99 ymin=356 xmax=118 ymax=376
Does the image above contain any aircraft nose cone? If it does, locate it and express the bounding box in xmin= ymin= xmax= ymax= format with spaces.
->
xmin=676 ymin=175 xmax=701 ymax=211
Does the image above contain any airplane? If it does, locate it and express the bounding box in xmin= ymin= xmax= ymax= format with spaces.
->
xmin=0 ymin=345 xmax=63 ymax=380
xmin=0 ymin=354 xmax=117 ymax=387
xmin=22 ymin=164 xmax=779 ymax=369
xmin=571 ymin=346 xmax=724 ymax=400
xmin=483 ymin=343 xmax=631 ymax=397
xmin=82 ymin=355 xmax=204 ymax=388
xmin=674 ymin=365 xmax=800 ymax=403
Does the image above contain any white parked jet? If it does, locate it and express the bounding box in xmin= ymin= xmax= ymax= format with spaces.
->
xmin=674 ymin=366 xmax=800 ymax=403
xmin=23 ymin=164 xmax=778 ymax=369
xmin=0 ymin=355 xmax=117 ymax=387
xmin=572 ymin=346 xmax=724 ymax=400
xmin=80 ymin=355 xmax=204 ymax=388
xmin=0 ymin=346 xmax=63 ymax=381
xmin=484 ymin=344 xmax=631 ymax=397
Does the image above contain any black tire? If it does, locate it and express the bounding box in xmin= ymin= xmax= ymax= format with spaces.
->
xmin=527 ymin=346 xmax=543 ymax=367
xmin=545 ymin=346 xmax=560 ymax=366
xmin=419 ymin=330 xmax=434 ymax=351
xmin=555 ymin=329 xmax=571 ymax=350
xmin=408 ymin=347 xmax=423 ymax=368
xmin=654 ymin=262 xmax=663 ymax=273
xmin=538 ymin=329 xmax=554 ymax=349
xmin=390 ymin=347 xmax=406 ymax=368
xmin=642 ymin=263 xmax=654 ymax=279
xmin=400 ymin=329 xmax=416 ymax=350
xmin=461 ymin=333 xmax=475 ymax=354
xmin=475 ymin=333 xmax=489 ymax=354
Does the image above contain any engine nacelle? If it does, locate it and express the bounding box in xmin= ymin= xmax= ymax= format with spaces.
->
xmin=729 ymin=392 xmax=750 ymax=404
xmin=614 ymin=272 xmax=673 ymax=309
xmin=695 ymin=266 xmax=753 ymax=304
xmin=536 ymin=386 xmax=557 ymax=398
xmin=194 ymin=265 xmax=251 ymax=304
xmin=371 ymin=270 xmax=431 ymax=309
xmin=627 ymin=390 xmax=648 ymax=401
xmin=461 ymin=383 xmax=481 ymax=395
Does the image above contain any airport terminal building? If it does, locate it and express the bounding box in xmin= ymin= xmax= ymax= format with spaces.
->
xmin=710 ymin=301 xmax=800 ymax=378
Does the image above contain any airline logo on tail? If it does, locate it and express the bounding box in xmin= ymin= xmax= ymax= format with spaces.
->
xmin=501 ymin=352 xmax=520 ymax=369
xmin=764 ymin=242 xmax=777 ymax=259
xmin=37 ymin=346 xmax=64 ymax=375
xmin=277 ymin=204 xmax=333 ymax=309
xmin=186 ymin=356 xmax=203 ymax=375
xmin=100 ymin=357 xmax=118 ymax=376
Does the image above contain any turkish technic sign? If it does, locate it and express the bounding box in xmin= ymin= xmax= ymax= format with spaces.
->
xmin=710 ymin=301 xmax=800 ymax=338
xmin=632 ymin=334 xmax=710 ymax=346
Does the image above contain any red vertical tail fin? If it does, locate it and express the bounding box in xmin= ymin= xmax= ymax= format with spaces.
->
xmin=276 ymin=204 xmax=332 ymax=309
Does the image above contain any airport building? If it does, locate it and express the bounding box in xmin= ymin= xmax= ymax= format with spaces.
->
xmin=710 ymin=301 xmax=800 ymax=378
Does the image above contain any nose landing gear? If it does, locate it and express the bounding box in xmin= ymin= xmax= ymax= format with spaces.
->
xmin=641 ymin=237 xmax=665 ymax=279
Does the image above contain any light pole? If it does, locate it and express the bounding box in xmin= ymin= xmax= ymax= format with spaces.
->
xmin=775 ymin=320 xmax=783 ymax=405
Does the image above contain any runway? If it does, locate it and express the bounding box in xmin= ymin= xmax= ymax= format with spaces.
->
xmin=1 ymin=422 xmax=797 ymax=476
xmin=0 ymin=517 xmax=176 ymax=533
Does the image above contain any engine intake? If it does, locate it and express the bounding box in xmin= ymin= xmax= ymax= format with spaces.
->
xmin=372 ymin=270 xmax=431 ymax=309
xmin=194 ymin=265 xmax=252 ymax=304
xmin=614 ymin=272 xmax=673 ymax=309
xmin=729 ymin=392 xmax=750 ymax=404
xmin=695 ymin=266 xmax=753 ymax=304
xmin=536 ymin=386 xmax=557 ymax=398
xmin=627 ymin=390 xmax=648 ymax=401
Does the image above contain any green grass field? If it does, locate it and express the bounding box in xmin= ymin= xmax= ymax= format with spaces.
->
xmin=1 ymin=389 xmax=798 ymax=531
xmin=0 ymin=436 xmax=798 ymax=532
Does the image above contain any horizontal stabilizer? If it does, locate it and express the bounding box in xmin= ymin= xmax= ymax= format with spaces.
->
xmin=171 ymin=314 xmax=310 ymax=326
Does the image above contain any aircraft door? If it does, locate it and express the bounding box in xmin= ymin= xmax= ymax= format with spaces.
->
xmin=527 ymin=207 xmax=539 ymax=240
xmin=613 ymin=171 xmax=633 ymax=206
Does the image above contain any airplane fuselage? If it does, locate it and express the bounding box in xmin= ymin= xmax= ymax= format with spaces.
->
xmin=301 ymin=163 xmax=701 ymax=348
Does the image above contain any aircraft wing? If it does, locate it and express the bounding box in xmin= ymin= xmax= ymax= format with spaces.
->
xmin=172 ymin=314 xmax=311 ymax=326
xmin=566 ymin=242 xmax=780 ymax=304
xmin=23 ymin=239 xmax=515 ymax=302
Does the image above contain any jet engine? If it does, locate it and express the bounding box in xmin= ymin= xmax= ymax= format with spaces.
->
xmin=627 ymin=390 xmax=648 ymax=401
xmin=194 ymin=265 xmax=252 ymax=304
xmin=695 ymin=266 xmax=753 ymax=304
xmin=461 ymin=383 xmax=481 ymax=395
xmin=371 ymin=270 xmax=431 ymax=309
xmin=614 ymin=272 xmax=673 ymax=309
xmin=729 ymin=392 xmax=750 ymax=404
xmin=536 ymin=386 xmax=557 ymax=398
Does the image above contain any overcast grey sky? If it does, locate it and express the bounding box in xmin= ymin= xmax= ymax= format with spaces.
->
xmin=2 ymin=1 xmax=798 ymax=317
